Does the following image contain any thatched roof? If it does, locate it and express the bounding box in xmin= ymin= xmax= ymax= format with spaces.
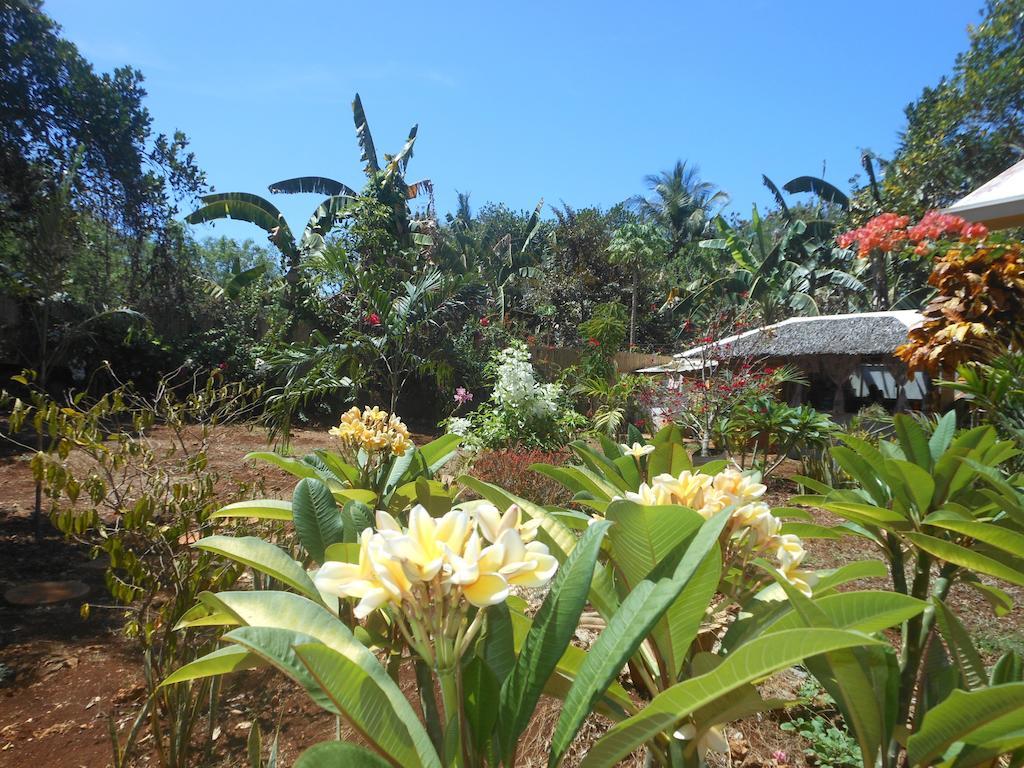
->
xmin=639 ymin=311 xmax=923 ymax=373
xmin=944 ymin=158 xmax=1024 ymax=230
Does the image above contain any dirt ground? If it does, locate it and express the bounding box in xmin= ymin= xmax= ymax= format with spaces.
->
xmin=1 ymin=428 xmax=1022 ymax=767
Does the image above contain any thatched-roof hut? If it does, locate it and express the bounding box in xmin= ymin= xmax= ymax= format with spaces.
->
xmin=640 ymin=311 xmax=929 ymax=415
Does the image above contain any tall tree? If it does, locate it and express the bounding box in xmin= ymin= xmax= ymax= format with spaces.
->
xmin=882 ymin=0 xmax=1024 ymax=215
xmin=636 ymin=161 xmax=727 ymax=260
xmin=607 ymin=220 xmax=668 ymax=347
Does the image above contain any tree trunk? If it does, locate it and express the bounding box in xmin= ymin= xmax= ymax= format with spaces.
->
xmin=872 ymin=250 xmax=889 ymax=310
xmin=629 ymin=269 xmax=638 ymax=348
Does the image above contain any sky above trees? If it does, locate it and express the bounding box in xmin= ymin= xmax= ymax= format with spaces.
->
xmin=43 ymin=0 xmax=980 ymax=239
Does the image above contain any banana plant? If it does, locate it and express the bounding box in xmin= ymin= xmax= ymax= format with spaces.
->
xmin=699 ymin=207 xmax=863 ymax=325
xmin=793 ymin=411 xmax=1024 ymax=762
xmin=186 ymin=191 xmax=354 ymax=304
xmin=268 ymin=93 xmax=434 ymax=251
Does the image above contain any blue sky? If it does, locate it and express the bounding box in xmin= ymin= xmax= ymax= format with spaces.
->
xmin=45 ymin=0 xmax=980 ymax=240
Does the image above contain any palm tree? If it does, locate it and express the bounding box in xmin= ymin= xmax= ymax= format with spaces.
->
xmin=637 ymin=161 xmax=728 ymax=259
xmin=607 ymin=220 xmax=668 ymax=347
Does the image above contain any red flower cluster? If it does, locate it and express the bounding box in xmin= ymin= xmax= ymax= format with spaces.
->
xmin=838 ymin=210 xmax=989 ymax=259
xmin=836 ymin=213 xmax=910 ymax=257
xmin=907 ymin=210 xmax=987 ymax=243
xmin=479 ymin=317 xmax=490 ymax=327
xmin=366 ymin=313 xmax=381 ymax=326
xmin=587 ymin=337 xmax=601 ymax=347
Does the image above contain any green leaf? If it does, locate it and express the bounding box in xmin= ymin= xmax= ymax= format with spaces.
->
xmin=340 ymin=499 xmax=375 ymax=542
xmin=932 ymin=598 xmax=987 ymax=690
xmin=418 ymin=434 xmax=462 ymax=474
xmin=580 ymin=629 xmax=884 ymax=768
xmin=174 ymin=590 xmax=440 ymax=768
xmin=908 ymin=683 xmax=1024 ymax=766
xmin=245 ymin=451 xmax=319 ymax=480
xmin=498 ymin=520 xmax=611 ymax=762
xmin=160 ymin=644 xmax=264 ymax=687
xmin=293 ymin=740 xmax=392 ymax=768
xmin=549 ymin=511 xmax=730 ymax=766
xmin=605 ymin=500 xmax=705 ymax=588
xmin=647 ymin=441 xmax=692 ymax=481
xmin=929 ymin=411 xmax=957 ymax=463
xmin=813 ymin=560 xmax=890 ymax=593
xmin=894 ymin=414 xmax=932 ymax=469
xmin=292 ymin=478 xmax=344 ymax=564
xmin=889 ymin=459 xmax=936 ymax=516
xmin=781 ymin=522 xmax=844 ymax=539
xmin=192 ymin=535 xmax=322 ymax=602
xmin=212 ymin=499 xmax=292 ymax=520
xmin=765 ymin=591 xmax=926 ymax=636
xmin=330 ymin=488 xmax=377 ymax=508
xmin=294 ymin=641 xmax=442 ymax=768
xmin=926 ymin=517 xmax=1024 ymax=558
xmin=463 ymin=655 xmax=500 ymax=757
xmin=906 ymin=533 xmax=1024 ymax=587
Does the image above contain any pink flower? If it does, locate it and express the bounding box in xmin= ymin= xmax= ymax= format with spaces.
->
xmin=367 ymin=313 xmax=381 ymax=326
xmin=454 ymin=387 xmax=473 ymax=405
xmin=479 ymin=317 xmax=490 ymax=327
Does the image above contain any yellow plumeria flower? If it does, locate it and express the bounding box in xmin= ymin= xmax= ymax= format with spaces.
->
xmin=624 ymin=482 xmax=673 ymax=505
xmin=314 ymin=529 xmax=404 ymax=619
xmin=731 ymin=502 xmax=781 ymax=545
xmin=620 ymin=442 xmax=655 ymax=461
xmin=653 ymin=470 xmax=713 ymax=509
xmin=711 ymin=468 xmax=767 ymax=503
xmin=462 ymin=538 xmax=512 ymax=608
xmin=782 ymin=567 xmax=817 ymax=597
xmin=474 ymin=502 xmax=541 ymax=544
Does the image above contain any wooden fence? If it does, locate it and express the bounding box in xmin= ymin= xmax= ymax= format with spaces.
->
xmin=529 ymin=346 xmax=675 ymax=374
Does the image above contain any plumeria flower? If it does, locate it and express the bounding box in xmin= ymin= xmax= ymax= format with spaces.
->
xmin=624 ymin=482 xmax=671 ymax=506
xmin=493 ymin=528 xmax=558 ymax=588
xmin=620 ymin=442 xmax=655 ymax=461
xmin=385 ymin=506 xmax=470 ymax=582
xmin=474 ymin=502 xmax=540 ymax=544
xmin=673 ymin=722 xmax=730 ymax=762
xmin=711 ymin=468 xmax=767 ymax=503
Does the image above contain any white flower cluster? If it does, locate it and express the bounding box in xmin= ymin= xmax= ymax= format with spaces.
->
xmin=618 ymin=468 xmax=816 ymax=596
xmin=491 ymin=344 xmax=561 ymax=418
xmin=314 ymin=503 xmax=555 ymax=619
xmin=446 ymin=416 xmax=472 ymax=436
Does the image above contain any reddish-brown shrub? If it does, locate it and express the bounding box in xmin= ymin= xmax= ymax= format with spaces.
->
xmin=467 ymin=447 xmax=573 ymax=507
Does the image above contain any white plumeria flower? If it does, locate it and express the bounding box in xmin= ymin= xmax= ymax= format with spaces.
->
xmin=462 ymin=538 xmax=512 ymax=608
xmin=774 ymin=533 xmax=806 ymax=571
xmin=314 ymin=528 xmax=408 ymax=619
xmin=620 ymin=442 xmax=655 ymax=461
xmin=623 ymin=482 xmax=671 ymax=506
xmin=673 ymin=722 xmax=730 ymax=761
xmin=711 ymin=468 xmax=767 ymax=503
xmin=494 ymin=528 xmax=558 ymax=588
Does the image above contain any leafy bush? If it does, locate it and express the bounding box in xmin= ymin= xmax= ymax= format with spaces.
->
xmin=449 ymin=341 xmax=585 ymax=450
xmin=794 ymin=411 xmax=1024 ymax=763
xmin=4 ymin=367 xmax=262 ymax=768
xmin=781 ymin=715 xmax=862 ymax=768
xmin=467 ymin=447 xmax=573 ymax=507
xmin=719 ymin=398 xmax=838 ymax=477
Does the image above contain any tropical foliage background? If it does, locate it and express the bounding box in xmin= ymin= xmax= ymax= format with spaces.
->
xmin=2 ymin=1 xmax=1024 ymax=767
